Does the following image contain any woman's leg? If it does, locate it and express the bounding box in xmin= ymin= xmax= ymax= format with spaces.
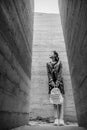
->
xmin=54 ymin=104 xmax=58 ymax=119
xmin=59 ymin=103 xmax=64 ymax=125
xmin=54 ymin=104 xmax=59 ymax=125
xmin=59 ymin=103 xmax=64 ymax=120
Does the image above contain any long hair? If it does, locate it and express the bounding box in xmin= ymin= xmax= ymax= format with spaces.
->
xmin=53 ymin=51 xmax=59 ymax=62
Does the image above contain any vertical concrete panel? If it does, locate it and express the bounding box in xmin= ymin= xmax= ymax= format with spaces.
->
xmin=30 ymin=13 xmax=77 ymax=122
xmin=59 ymin=0 xmax=87 ymax=127
xmin=0 ymin=0 xmax=34 ymax=129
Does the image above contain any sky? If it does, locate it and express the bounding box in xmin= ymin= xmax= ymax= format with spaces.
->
xmin=34 ymin=0 xmax=59 ymax=14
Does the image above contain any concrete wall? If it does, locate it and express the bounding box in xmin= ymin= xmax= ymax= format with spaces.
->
xmin=0 ymin=0 xmax=34 ymax=129
xmin=58 ymin=0 xmax=87 ymax=127
xmin=30 ymin=13 xmax=77 ymax=122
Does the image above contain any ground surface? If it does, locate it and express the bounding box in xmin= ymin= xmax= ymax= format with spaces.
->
xmin=12 ymin=121 xmax=86 ymax=130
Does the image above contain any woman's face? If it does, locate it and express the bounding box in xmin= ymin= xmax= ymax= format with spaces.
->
xmin=49 ymin=52 xmax=55 ymax=62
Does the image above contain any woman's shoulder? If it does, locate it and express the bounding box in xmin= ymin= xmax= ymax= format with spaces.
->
xmin=54 ymin=60 xmax=62 ymax=70
xmin=55 ymin=60 xmax=61 ymax=66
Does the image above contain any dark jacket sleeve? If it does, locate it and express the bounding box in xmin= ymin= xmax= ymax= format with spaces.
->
xmin=46 ymin=62 xmax=55 ymax=94
xmin=56 ymin=62 xmax=65 ymax=95
xmin=46 ymin=62 xmax=53 ymax=83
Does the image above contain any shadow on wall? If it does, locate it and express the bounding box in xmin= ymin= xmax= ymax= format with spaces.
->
xmin=0 ymin=0 xmax=34 ymax=129
xmin=59 ymin=0 xmax=87 ymax=128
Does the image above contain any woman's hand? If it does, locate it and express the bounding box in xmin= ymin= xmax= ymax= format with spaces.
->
xmin=49 ymin=81 xmax=55 ymax=87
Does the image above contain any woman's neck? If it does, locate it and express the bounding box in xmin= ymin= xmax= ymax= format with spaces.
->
xmin=51 ymin=60 xmax=58 ymax=65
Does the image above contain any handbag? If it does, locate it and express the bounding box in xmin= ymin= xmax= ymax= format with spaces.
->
xmin=50 ymin=86 xmax=63 ymax=104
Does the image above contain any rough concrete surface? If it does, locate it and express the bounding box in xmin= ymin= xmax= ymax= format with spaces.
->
xmin=30 ymin=13 xmax=77 ymax=122
xmin=59 ymin=0 xmax=87 ymax=128
xmin=0 ymin=0 xmax=34 ymax=129
xmin=12 ymin=122 xmax=86 ymax=130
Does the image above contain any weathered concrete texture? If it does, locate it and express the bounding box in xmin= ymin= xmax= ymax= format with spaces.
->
xmin=12 ymin=125 xmax=86 ymax=130
xmin=58 ymin=0 xmax=87 ymax=128
xmin=30 ymin=13 xmax=77 ymax=122
xmin=0 ymin=0 xmax=34 ymax=129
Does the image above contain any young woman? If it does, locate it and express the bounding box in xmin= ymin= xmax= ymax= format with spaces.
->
xmin=46 ymin=51 xmax=65 ymax=126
